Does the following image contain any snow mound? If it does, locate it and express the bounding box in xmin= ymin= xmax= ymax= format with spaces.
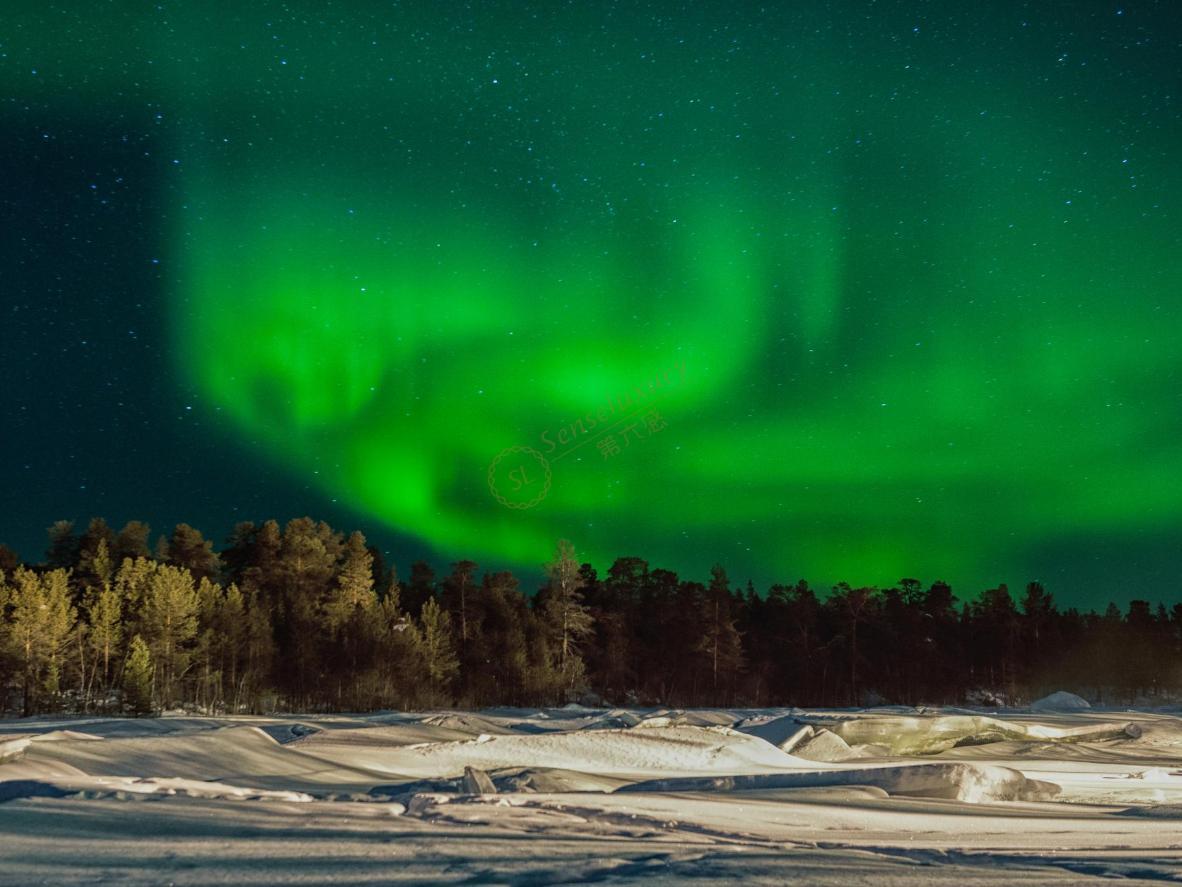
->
xmin=1031 ymin=691 xmax=1092 ymax=712
xmin=810 ymin=714 xmax=1136 ymax=755
xmin=418 ymin=714 xmax=518 ymax=736
xmin=735 ymin=715 xmax=810 ymax=749
xmin=492 ymin=767 xmax=631 ymax=793
xmin=258 ymin=723 xmax=322 ymax=745
xmin=371 ymin=766 xmax=628 ymax=797
xmin=632 ymin=709 xmax=737 ymax=729
xmin=290 ymin=721 xmax=507 ymax=750
xmin=30 ymin=729 xmax=105 ymax=743
xmin=3 ymin=725 xmax=387 ymax=791
xmin=0 ymin=775 xmax=314 ymax=803
xmin=0 ymin=738 xmax=30 ymax=764
xmin=303 ymin=725 xmax=810 ymax=779
xmin=618 ymin=761 xmax=1060 ymax=803
xmin=578 ymin=710 xmax=643 ymax=731
xmin=79 ymin=776 xmax=315 ymax=802
xmin=794 ymin=728 xmax=862 ymax=762
xmin=826 ymin=715 xmax=1028 ymax=754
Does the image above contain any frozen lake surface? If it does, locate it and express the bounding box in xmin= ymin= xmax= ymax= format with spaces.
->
xmin=2 ymin=704 xmax=1182 ymax=884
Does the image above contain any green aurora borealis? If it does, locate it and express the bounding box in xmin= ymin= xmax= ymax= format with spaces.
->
xmin=4 ymin=2 xmax=1181 ymax=602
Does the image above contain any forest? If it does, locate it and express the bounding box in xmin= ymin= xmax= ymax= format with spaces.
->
xmin=0 ymin=516 xmax=1178 ymax=717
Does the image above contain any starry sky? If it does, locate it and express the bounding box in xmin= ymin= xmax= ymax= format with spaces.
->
xmin=1 ymin=2 xmax=1179 ymax=609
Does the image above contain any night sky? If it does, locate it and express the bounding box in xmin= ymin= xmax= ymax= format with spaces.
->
xmin=2 ymin=2 xmax=1179 ymax=609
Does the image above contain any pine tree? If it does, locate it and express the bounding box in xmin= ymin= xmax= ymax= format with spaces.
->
xmin=76 ymin=519 xmax=116 ymax=589
xmin=369 ymin=590 xmax=421 ymax=708
xmin=91 ymin=538 xmax=113 ymax=586
xmin=85 ymin=581 xmax=123 ymax=706
xmin=419 ymin=597 xmax=459 ymax=703
xmin=539 ymin=539 xmax=594 ymax=700
xmin=112 ymin=521 xmax=152 ymax=563
xmin=240 ymin=585 xmax=276 ymax=712
xmin=277 ymin=518 xmax=342 ymax=704
xmin=115 ymin=556 xmax=157 ymax=628
xmin=829 ymin=582 xmax=875 ymax=705
xmin=591 ymin=559 xmax=639 ymax=701
xmin=326 ymin=532 xmax=376 ymax=623
xmin=1021 ymin=581 xmax=1055 ymax=691
xmin=475 ymin=572 xmax=530 ymax=705
xmin=193 ymin=576 xmax=222 ymax=711
xmin=441 ymin=560 xmax=478 ymax=646
xmin=124 ymin=634 xmax=154 ymax=716
xmin=5 ymin=568 xmax=76 ymax=715
xmin=973 ymin=584 xmax=1020 ymax=696
xmin=0 ymin=546 xmax=19 ymax=574
xmin=220 ymin=522 xmax=259 ymax=585
xmin=142 ymin=563 xmax=199 ymax=708
xmin=165 ymin=523 xmax=221 ymax=583
xmin=695 ymin=565 xmax=743 ymax=703
xmin=324 ymin=531 xmax=377 ymax=706
xmin=45 ymin=520 xmax=80 ymax=570
xmin=245 ymin=519 xmax=282 ymax=593
xmin=403 ymin=560 xmax=436 ymax=617
xmin=215 ymin=583 xmax=247 ymax=709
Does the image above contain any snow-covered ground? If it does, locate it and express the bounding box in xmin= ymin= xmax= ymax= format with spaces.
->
xmin=2 ymin=703 xmax=1182 ymax=884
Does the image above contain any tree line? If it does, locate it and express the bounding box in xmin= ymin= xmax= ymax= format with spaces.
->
xmin=0 ymin=516 xmax=1178 ymax=716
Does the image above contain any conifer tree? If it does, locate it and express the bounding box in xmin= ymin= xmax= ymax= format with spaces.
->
xmin=403 ymin=560 xmax=436 ymax=617
xmin=240 ymin=585 xmax=276 ymax=712
xmin=277 ymin=518 xmax=341 ymax=703
xmin=540 ymin=539 xmax=594 ymax=699
xmin=45 ymin=520 xmax=80 ymax=570
xmin=76 ymin=519 xmax=116 ymax=591
xmin=5 ymin=568 xmax=76 ymax=715
xmin=215 ymin=583 xmax=247 ymax=707
xmin=0 ymin=545 xmax=19 ymax=574
xmin=441 ymin=560 xmax=483 ymax=701
xmin=326 ymin=532 xmax=376 ymax=623
xmin=477 ymin=572 xmax=530 ymax=705
xmin=112 ymin=521 xmax=152 ymax=563
xmin=325 ymin=531 xmax=377 ymax=706
xmin=829 ymin=582 xmax=875 ymax=705
xmin=0 ymin=570 xmax=11 ymax=699
xmin=220 ymin=522 xmax=259 ymax=585
xmin=696 ymin=565 xmax=743 ymax=703
xmin=587 ymin=559 xmax=636 ymax=701
xmin=419 ymin=597 xmax=459 ymax=704
xmin=124 ymin=634 xmax=154 ymax=716
xmin=246 ymin=519 xmax=283 ymax=593
xmin=115 ymin=556 xmax=157 ymax=626
xmin=142 ymin=563 xmax=199 ymax=707
xmin=86 ymin=580 xmax=123 ymax=705
xmin=165 ymin=524 xmax=221 ymax=583
xmin=193 ymin=576 xmax=222 ymax=710
xmin=370 ymin=587 xmax=421 ymax=707
xmin=14 ymin=511 xmax=1182 ymax=713
xmin=972 ymin=584 xmax=1020 ymax=696
xmin=441 ymin=560 xmax=478 ymax=645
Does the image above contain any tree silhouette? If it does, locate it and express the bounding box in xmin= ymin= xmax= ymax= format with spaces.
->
xmin=123 ymin=634 xmax=153 ymax=716
xmin=2 ymin=514 xmax=1181 ymax=715
xmin=419 ymin=597 xmax=459 ymax=704
xmin=539 ymin=539 xmax=594 ymax=699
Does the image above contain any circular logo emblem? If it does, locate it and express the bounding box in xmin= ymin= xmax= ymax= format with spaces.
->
xmin=488 ymin=446 xmax=552 ymax=509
